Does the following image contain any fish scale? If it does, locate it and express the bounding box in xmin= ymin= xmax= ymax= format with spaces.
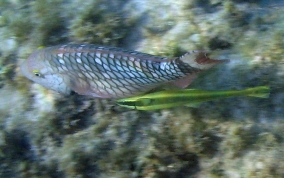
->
xmin=20 ymin=44 xmax=225 ymax=98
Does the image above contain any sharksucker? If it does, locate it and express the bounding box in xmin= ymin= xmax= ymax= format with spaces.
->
xmin=116 ymin=86 xmax=270 ymax=110
xmin=20 ymin=44 xmax=226 ymax=98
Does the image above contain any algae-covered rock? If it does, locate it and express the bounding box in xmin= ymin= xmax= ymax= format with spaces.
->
xmin=67 ymin=0 xmax=135 ymax=46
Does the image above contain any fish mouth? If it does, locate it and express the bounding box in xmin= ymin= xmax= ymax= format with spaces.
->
xmin=116 ymin=100 xmax=137 ymax=109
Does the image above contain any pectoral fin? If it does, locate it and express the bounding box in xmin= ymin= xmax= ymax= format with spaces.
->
xmin=169 ymin=74 xmax=197 ymax=88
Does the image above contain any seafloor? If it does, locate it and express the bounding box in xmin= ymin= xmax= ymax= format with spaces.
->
xmin=0 ymin=0 xmax=284 ymax=177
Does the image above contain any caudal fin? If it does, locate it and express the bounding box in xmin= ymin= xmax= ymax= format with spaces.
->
xmin=179 ymin=51 xmax=229 ymax=70
xmin=247 ymin=86 xmax=270 ymax=98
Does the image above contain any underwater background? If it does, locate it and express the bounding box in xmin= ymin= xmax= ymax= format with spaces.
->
xmin=0 ymin=0 xmax=284 ymax=177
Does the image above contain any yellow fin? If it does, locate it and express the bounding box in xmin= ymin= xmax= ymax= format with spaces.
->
xmin=247 ymin=86 xmax=270 ymax=98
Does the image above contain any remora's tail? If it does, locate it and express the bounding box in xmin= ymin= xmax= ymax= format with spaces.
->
xmin=246 ymin=86 xmax=270 ymax=98
xmin=179 ymin=51 xmax=228 ymax=70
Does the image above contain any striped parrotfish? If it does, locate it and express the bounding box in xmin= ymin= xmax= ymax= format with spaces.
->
xmin=20 ymin=44 xmax=226 ymax=98
xmin=116 ymin=86 xmax=270 ymax=110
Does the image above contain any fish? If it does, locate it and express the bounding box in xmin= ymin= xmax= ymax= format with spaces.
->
xmin=116 ymin=86 xmax=270 ymax=110
xmin=20 ymin=44 xmax=226 ymax=99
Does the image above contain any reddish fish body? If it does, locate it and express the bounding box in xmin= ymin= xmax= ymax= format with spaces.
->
xmin=20 ymin=44 xmax=225 ymax=98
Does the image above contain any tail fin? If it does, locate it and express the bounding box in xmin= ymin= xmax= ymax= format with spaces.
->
xmin=179 ymin=51 xmax=229 ymax=70
xmin=247 ymin=86 xmax=270 ymax=98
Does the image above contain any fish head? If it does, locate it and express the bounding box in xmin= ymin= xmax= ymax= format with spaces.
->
xmin=20 ymin=49 xmax=71 ymax=95
xmin=116 ymin=97 xmax=155 ymax=110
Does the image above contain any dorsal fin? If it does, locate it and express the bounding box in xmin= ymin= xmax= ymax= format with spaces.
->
xmin=179 ymin=51 xmax=229 ymax=70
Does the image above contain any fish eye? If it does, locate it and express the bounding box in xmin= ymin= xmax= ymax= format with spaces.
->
xmin=32 ymin=70 xmax=42 ymax=77
xmin=34 ymin=73 xmax=41 ymax=77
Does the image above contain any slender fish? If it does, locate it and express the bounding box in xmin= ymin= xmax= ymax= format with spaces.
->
xmin=20 ymin=44 xmax=226 ymax=98
xmin=116 ymin=86 xmax=270 ymax=110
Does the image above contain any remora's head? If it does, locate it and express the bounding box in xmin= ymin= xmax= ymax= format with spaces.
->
xmin=20 ymin=48 xmax=71 ymax=94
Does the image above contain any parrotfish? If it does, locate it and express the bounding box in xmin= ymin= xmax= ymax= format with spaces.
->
xmin=116 ymin=86 xmax=270 ymax=110
xmin=20 ymin=44 xmax=226 ymax=98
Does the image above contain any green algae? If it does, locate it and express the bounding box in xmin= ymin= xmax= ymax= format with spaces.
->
xmin=238 ymin=29 xmax=284 ymax=61
xmin=68 ymin=0 xmax=134 ymax=46
xmin=0 ymin=0 xmax=64 ymax=46
xmin=30 ymin=0 xmax=65 ymax=45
